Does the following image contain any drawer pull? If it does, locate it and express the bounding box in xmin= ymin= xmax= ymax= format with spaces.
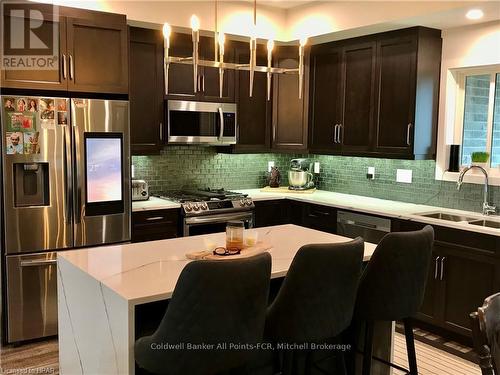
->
xmin=146 ymin=216 xmax=165 ymax=221
xmin=434 ymin=256 xmax=440 ymax=279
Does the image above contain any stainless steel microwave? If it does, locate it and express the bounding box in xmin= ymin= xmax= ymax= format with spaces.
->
xmin=167 ymin=100 xmax=237 ymax=145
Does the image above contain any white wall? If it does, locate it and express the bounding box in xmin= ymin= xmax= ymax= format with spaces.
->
xmin=435 ymin=20 xmax=500 ymax=182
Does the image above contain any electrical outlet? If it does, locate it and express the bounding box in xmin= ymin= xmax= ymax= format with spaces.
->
xmin=367 ymin=167 xmax=375 ymax=180
xmin=314 ymin=162 xmax=320 ymax=173
xmin=268 ymin=161 xmax=275 ymax=172
xmin=396 ymin=169 xmax=412 ymax=183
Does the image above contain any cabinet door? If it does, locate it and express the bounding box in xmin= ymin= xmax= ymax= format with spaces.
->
xmin=374 ymin=35 xmax=416 ymax=155
xmin=1 ymin=7 xmax=68 ymax=91
xmin=167 ymin=32 xmax=197 ymax=98
xmin=302 ymin=204 xmax=336 ymax=233
xmin=340 ymin=42 xmax=376 ymax=154
xmin=254 ymin=200 xmax=289 ymax=228
xmin=132 ymin=209 xmax=180 ymax=243
xmin=272 ymin=46 xmax=309 ymax=151
xmin=416 ymin=252 xmax=442 ymax=324
xmin=233 ymin=42 xmax=271 ymax=152
xmin=308 ymin=46 xmax=342 ymax=154
xmin=437 ymin=243 xmax=499 ymax=336
xmin=129 ymin=27 xmax=164 ymax=155
xmin=199 ymin=36 xmax=235 ymax=102
xmin=66 ymin=17 xmax=128 ymax=94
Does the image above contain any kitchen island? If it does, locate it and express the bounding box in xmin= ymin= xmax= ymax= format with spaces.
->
xmin=58 ymin=224 xmax=389 ymax=375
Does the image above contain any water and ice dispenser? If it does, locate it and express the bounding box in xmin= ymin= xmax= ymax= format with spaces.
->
xmin=13 ymin=163 xmax=50 ymax=207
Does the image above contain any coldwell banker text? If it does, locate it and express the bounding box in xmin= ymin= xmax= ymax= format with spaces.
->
xmin=1 ymin=1 xmax=59 ymax=70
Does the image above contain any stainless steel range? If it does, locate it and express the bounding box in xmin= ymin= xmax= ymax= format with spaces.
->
xmin=157 ymin=189 xmax=254 ymax=236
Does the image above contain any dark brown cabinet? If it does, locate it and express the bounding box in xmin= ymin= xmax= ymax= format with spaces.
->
xmin=392 ymin=219 xmax=500 ymax=338
xmin=340 ymin=42 xmax=376 ymax=155
xmin=308 ymin=27 xmax=441 ymax=159
xmin=1 ymin=4 xmax=128 ymax=94
xmin=254 ymin=200 xmax=290 ymax=228
xmin=272 ymin=46 xmax=309 ymax=151
xmin=129 ymin=27 xmax=164 ymax=155
xmin=66 ymin=17 xmax=128 ymax=94
xmin=166 ymin=32 xmax=234 ymax=102
xmin=301 ymin=203 xmax=337 ymax=233
xmin=308 ymin=46 xmax=342 ymax=154
xmin=132 ymin=209 xmax=180 ymax=243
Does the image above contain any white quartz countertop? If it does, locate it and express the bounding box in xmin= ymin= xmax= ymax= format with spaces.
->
xmin=132 ymin=196 xmax=180 ymax=211
xmin=58 ymin=224 xmax=376 ymax=305
xmin=235 ymin=189 xmax=500 ymax=236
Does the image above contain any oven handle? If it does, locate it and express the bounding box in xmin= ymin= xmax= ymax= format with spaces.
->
xmin=185 ymin=212 xmax=253 ymax=225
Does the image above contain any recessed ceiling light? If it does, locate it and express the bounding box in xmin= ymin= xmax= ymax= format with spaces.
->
xmin=466 ymin=9 xmax=484 ymax=20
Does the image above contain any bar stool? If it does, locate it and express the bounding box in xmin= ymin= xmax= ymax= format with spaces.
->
xmin=470 ymin=292 xmax=500 ymax=375
xmin=135 ymin=253 xmax=271 ymax=375
xmin=265 ymin=238 xmax=365 ymax=374
xmin=353 ymin=226 xmax=434 ymax=375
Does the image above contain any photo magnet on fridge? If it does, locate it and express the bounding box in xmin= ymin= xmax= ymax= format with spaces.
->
xmin=27 ymin=98 xmax=39 ymax=112
xmin=57 ymin=111 xmax=68 ymax=125
xmin=39 ymin=98 xmax=55 ymax=129
xmin=6 ymin=132 xmax=24 ymax=154
xmin=24 ymin=132 xmax=40 ymax=154
xmin=3 ymin=97 xmax=15 ymax=112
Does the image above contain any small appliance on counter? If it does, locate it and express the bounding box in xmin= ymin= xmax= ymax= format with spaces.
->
xmin=132 ymin=179 xmax=149 ymax=201
xmin=288 ymin=158 xmax=315 ymax=190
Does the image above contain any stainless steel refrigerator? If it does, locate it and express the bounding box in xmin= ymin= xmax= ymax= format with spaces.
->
xmin=0 ymin=96 xmax=130 ymax=343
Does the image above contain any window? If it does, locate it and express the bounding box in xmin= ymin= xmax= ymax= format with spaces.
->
xmin=459 ymin=70 xmax=500 ymax=167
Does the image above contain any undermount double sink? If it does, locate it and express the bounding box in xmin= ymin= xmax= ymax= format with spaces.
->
xmin=417 ymin=212 xmax=500 ymax=229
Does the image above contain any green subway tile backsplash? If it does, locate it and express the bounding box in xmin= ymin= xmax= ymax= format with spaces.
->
xmin=132 ymin=146 xmax=500 ymax=213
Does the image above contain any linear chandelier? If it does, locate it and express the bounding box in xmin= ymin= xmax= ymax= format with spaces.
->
xmin=162 ymin=0 xmax=307 ymax=100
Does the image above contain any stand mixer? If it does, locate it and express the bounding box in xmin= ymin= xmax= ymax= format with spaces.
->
xmin=288 ymin=158 xmax=315 ymax=190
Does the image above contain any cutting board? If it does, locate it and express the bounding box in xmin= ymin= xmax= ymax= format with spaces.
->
xmin=260 ymin=186 xmax=316 ymax=194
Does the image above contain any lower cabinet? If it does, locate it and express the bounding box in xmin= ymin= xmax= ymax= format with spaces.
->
xmin=392 ymin=219 xmax=500 ymax=338
xmin=253 ymin=200 xmax=290 ymax=228
xmin=300 ymin=203 xmax=337 ymax=233
xmin=132 ymin=209 xmax=180 ymax=243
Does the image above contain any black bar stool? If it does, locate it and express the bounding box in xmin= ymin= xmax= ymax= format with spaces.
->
xmin=134 ymin=253 xmax=271 ymax=375
xmin=353 ymin=225 xmax=434 ymax=375
xmin=470 ymin=292 xmax=500 ymax=375
xmin=265 ymin=238 xmax=365 ymax=374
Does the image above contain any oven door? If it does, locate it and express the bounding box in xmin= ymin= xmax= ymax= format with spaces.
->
xmin=183 ymin=211 xmax=253 ymax=236
xmin=168 ymin=100 xmax=237 ymax=145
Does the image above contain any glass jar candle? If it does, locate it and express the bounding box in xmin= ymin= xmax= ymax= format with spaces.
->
xmin=226 ymin=221 xmax=244 ymax=251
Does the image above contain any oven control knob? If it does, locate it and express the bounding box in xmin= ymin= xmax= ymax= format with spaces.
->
xmin=201 ymin=203 xmax=208 ymax=210
xmin=245 ymin=199 xmax=253 ymax=206
xmin=193 ymin=203 xmax=200 ymax=211
xmin=239 ymin=199 xmax=245 ymax=206
xmin=184 ymin=203 xmax=193 ymax=212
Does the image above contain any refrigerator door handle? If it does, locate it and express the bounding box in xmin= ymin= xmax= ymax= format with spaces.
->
xmin=63 ymin=124 xmax=72 ymax=224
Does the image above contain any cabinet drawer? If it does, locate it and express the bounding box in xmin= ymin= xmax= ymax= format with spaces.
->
xmin=302 ymin=204 xmax=336 ymax=233
xmin=132 ymin=209 xmax=180 ymax=242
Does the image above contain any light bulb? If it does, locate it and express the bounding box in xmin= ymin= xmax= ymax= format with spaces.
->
xmin=190 ymin=15 xmax=200 ymax=31
xmin=299 ymin=37 xmax=308 ymax=47
xmin=218 ymin=32 xmax=225 ymax=45
xmin=267 ymin=39 xmax=274 ymax=52
xmin=162 ymin=23 xmax=171 ymax=39
xmin=466 ymin=9 xmax=484 ymax=20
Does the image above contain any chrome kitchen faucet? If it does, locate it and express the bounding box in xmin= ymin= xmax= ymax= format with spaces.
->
xmin=457 ymin=165 xmax=496 ymax=216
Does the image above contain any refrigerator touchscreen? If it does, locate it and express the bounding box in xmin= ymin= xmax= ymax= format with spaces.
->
xmin=85 ymin=134 xmax=123 ymax=203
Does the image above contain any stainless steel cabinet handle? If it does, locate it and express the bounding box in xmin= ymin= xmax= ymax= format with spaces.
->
xmin=197 ymin=74 xmax=201 ymax=92
xmin=159 ymin=122 xmax=163 ymax=141
xmin=440 ymin=257 xmax=446 ymax=280
xmin=338 ymin=124 xmax=343 ymax=144
xmin=218 ymin=107 xmax=224 ymax=140
xmin=202 ymin=75 xmax=205 ymax=92
xmin=146 ymin=216 xmax=164 ymax=221
xmin=407 ymin=123 xmax=412 ymax=146
xmin=62 ymin=54 xmax=67 ymax=79
xmin=434 ymin=256 xmax=440 ymax=279
xmin=69 ymin=54 xmax=74 ymax=80
xmin=333 ymin=124 xmax=338 ymax=143
xmin=21 ymin=259 xmax=57 ymax=267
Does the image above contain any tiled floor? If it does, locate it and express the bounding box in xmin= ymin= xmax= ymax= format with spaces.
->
xmin=393 ymin=332 xmax=481 ymax=375
xmin=0 ymin=334 xmax=481 ymax=375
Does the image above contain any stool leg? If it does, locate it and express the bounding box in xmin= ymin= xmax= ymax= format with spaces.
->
xmin=362 ymin=322 xmax=374 ymax=375
xmin=403 ymin=318 xmax=418 ymax=375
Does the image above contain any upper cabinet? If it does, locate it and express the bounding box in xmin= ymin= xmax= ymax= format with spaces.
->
xmin=272 ymin=45 xmax=309 ymax=151
xmin=308 ymin=27 xmax=442 ymax=160
xmin=1 ymin=5 xmax=128 ymax=94
xmin=129 ymin=27 xmax=164 ymax=155
xmin=166 ymin=32 xmax=234 ymax=102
